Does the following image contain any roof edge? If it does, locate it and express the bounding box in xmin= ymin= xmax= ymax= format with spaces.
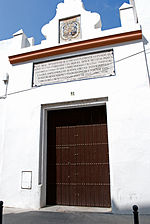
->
xmin=9 ymin=29 xmax=142 ymax=65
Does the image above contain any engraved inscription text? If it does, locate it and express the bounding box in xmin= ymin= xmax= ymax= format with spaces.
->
xmin=33 ymin=50 xmax=115 ymax=86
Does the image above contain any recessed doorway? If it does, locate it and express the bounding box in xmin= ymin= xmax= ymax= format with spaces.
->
xmin=46 ymin=105 xmax=111 ymax=207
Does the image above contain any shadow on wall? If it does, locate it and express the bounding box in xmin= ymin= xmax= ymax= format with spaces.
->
xmin=112 ymin=199 xmax=150 ymax=215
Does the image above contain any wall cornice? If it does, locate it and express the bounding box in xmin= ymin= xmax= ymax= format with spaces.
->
xmin=9 ymin=30 xmax=142 ymax=64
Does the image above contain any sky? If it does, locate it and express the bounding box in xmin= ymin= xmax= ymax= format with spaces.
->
xmin=0 ymin=0 xmax=129 ymax=45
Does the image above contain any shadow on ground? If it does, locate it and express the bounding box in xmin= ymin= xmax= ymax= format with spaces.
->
xmin=3 ymin=210 xmax=150 ymax=224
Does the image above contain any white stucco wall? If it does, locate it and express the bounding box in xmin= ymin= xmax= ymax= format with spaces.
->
xmin=0 ymin=0 xmax=150 ymax=214
xmin=1 ymin=38 xmax=150 ymax=212
xmin=119 ymin=3 xmax=136 ymax=27
xmin=130 ymin=0 xmax=150 ymax=84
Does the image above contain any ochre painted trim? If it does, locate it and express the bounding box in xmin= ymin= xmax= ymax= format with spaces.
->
xmin=9 ymin=30 xmax=142 ymax=64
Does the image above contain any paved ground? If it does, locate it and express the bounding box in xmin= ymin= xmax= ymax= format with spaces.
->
xmin=3 ymin=206 xmax=150 ymax=224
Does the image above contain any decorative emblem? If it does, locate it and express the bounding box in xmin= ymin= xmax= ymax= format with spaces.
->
xmin=59 ymin=16 xmax=81 ymax=43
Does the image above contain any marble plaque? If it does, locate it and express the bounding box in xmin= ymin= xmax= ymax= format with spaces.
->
xmin=33 ymin=50 xmax=115 ymax=86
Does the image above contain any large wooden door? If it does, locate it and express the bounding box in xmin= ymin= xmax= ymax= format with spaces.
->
xmin=46 ymin=106 xmax=111 ymax=207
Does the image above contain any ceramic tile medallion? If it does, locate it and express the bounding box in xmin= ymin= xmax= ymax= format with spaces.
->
xmin=59 ymin=15 xmax=81 ymax=43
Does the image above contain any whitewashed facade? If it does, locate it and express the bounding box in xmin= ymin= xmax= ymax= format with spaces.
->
xmin=0 ymin=0 xmax=150 ymax=213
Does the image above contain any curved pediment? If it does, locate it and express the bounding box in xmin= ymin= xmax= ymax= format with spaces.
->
xmin=41 ymin=0 xmax=101 ymax=46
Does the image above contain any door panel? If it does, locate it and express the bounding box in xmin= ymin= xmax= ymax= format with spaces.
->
xmin=46 ymin=106 xmax=111 ymax=207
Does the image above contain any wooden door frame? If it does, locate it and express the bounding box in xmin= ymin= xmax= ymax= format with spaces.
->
xmin=39 ymin=97 xmax=110 ymax=208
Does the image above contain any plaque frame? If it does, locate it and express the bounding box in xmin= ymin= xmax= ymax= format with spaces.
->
xmin=21 ymin=171 xmax=32 ymax=190
xmin=33 ymin=49 xmax=115 ymax=87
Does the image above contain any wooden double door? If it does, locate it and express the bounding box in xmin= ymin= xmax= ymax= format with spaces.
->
xmin=46 ymin=106 xmax=111 ymax=207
